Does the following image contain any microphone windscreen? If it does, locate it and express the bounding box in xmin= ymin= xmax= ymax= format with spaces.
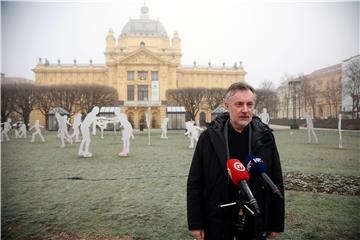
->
xmin=227 ymin=159 xmax=249 ymax=186
xmin=244 ymin=155 xmax=267 ymax=176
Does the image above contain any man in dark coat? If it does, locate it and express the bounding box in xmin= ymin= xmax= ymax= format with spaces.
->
xmin=187 ymin=82 xmax=284 ymax=240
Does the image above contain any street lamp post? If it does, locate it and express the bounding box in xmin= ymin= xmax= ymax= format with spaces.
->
xmin=288 ymin=79 xmax=301 ymax=129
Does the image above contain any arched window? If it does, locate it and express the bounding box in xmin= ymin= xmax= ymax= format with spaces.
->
xmin=140 ymin=41 xmax=145 ymax=48
xmin=152 ymin=112 xmax=158 ymax=128
xmin=127 ymin=112 xmax=135 ymax=128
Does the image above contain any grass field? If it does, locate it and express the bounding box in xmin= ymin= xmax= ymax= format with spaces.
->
xmin=1 ymin=128 xmax=359 ymax=240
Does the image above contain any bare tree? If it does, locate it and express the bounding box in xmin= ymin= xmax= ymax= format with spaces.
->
xmin=35 ymin=85 xmax=56 ymax=128
xmin=343 ymin=59 xmax=360 ymax=119
xmin=1 ymin=83 xmax=17 ymax=121
xmin=307 ymin=83 xmax=318 ymax=118
xmin=255 ymin=89 xmax=279 ymax=118
xmin=13 ymin=83 xmax=37 ymax=128
xmin=204 ymin=88 xmax=226 ymax=110
xmin=166 ymin=88 xmax=206 ymax=121
xmin=324 ymin=78 xmax=341 ymax=118
xmin=299 ymin=75 xmax=312 ymax=115
xmin=78 ymin=84 xmax=119 ymax=113
xmin=255 ymin=80 xmax=279 ymax=117
xmin=48 ymin=84 xmax=81 ymax=117
xmin=259 ymin=80 xmax=275 ymax=90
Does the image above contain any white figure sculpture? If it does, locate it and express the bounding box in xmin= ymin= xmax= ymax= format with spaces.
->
xmin=160 ymin=117 xmax=169 ymax=139
xmin=185 ymin=120 xmax=202 ymax=148
xmin=14 ymin=128 xmax=20 ymax=138
xmin=1 ymin=118 xmax=12 ymax=141
xmin=55 ymin=113 xmax=73 ymax=148
xmin=259 ymin=108 xmax=270 ymax=125
xmin=106 ymin=108 xmax=134 ymax=156
xmin=338 ymin=114 xmax=343 ymax=149
xmin=304 ymin=112 xmax=318 ymax=144
xmin=18 ymin=123 xmax=27 ymax=138
xmin=79 ymin=106 xmax=100 ymax=157
xmin=92 ymin=121 xmax=97 ymax=136
xmin=29 ymin=120 xmax=45 ymax=143
xmin=96 ymin=119 xmax=108 ymax=139
xmin=70 ymin=112 xmax=82 ymax=142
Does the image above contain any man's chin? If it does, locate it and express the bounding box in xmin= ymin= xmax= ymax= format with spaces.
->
xmin=235 ymin=120 xmax=250 ymax=129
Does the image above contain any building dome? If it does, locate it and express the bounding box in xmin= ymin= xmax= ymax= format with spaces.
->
xmin=120 ymin=5 xmax=168 ymax=38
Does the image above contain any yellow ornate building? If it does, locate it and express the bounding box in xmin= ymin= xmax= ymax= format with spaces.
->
xmin=33 ymin=5 xmax=246 ymax=128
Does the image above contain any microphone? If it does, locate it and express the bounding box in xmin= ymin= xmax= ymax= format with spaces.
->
xmin=244 ymin=155 xmax=283 ymax=199
xmin=227 ymin=159 xmax=261 ymax=215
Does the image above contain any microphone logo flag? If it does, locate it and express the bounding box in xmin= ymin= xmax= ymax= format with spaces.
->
xmin=234 ymin=161 xmax=245 ymax=172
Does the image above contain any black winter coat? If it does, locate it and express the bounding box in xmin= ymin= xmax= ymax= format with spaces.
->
xmin=187 ymin=113 xmax=284 ymax=240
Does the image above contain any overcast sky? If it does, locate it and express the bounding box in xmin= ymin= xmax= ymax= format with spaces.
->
xmin=1 ymin=0 xmax=359 ymax=88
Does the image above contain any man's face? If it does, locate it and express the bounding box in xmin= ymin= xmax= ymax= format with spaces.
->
xmin=225 ymin=89 xmax=255 ymax=132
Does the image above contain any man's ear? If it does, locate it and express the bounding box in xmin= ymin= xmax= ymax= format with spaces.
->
xmin=224 ymin=102 xmax=229 ymax=109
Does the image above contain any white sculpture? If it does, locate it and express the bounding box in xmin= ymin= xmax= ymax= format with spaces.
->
xmin=106 ymin=108 xmax=134 ymax=156
xmin=18 ymin=123 xmax=27 ymax=138
xmin=259 ymin=108 xmax=270 ymax=125
xmin=92 ymin=121 xmax=97 ymax=136
xmin=29 ymin=120 xmax=45 ymax=143
xmin=185 ymin=120 xmax=202 ymax=148
xmin=96 ymin=119 xmax=108 ymax=139
xmin=14 ymin=128 xmax=20 ymax=138
xmin=304 ymin=112 xmax=318 ymax=144
xmin=160 ymin=117 xmax=169 ymax=139
xmin=1 ymin=118 xmax=12 ymax=141
xmin=55 ymin=113 xmax=73 ymax=148
xmin=338 ymin=114 xmax=343 ymax=149
xmin=78 ymin=106 xmax=100 ymax=157
xmin=70 ymin=112 xmax=82 ymax=142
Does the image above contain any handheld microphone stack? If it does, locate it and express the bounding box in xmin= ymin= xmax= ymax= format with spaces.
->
xmin=243 ymin=155 xmax=283 ymax=199
xmin=226 ymin=159 xmax=261 ymax=215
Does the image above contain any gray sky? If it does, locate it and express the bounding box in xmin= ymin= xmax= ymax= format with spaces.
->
xmin=1 ymin=0 xmax=359 ymax=88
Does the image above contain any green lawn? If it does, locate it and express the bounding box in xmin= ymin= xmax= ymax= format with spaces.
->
xmin=1 ymin=128 xmax=359 ymax=239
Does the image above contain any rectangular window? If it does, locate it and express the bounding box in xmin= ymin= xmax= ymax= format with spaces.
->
xmin=138 ymin=71 xmax=147 ymax=80
xmin=127 ymin=71 xmax=134 ymax=81
xmin=127 ymin=85 xmax=134 ymax=101
xmin=151 ymin=71 xmax=158 ymax=81
xmin=138 ymin=85 xmax=148 ymax=101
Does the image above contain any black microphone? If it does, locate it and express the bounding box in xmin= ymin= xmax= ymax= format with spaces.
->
xmin=244 ymin=155 xmax=283 ymax=199
xmin=227 ymin=159 xmax=261 ymax=215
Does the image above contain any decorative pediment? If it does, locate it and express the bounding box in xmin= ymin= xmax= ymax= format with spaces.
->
xmin=119 ymin=49 xmax=167 ymax=65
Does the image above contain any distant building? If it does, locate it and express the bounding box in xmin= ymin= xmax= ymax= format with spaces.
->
xmin=32 ymin=4 xmax=246 ymax=128
xmin=277 ymin=62 xmax=342 ymax=119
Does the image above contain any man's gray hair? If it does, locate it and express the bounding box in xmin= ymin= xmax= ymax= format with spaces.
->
xmin=224 ymin=81 xmax=256 ymax=101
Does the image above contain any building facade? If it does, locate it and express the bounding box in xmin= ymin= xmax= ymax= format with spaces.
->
xmin=32 ymin=5 xmax=246 ymax=128
xmin=277 ymin=63 xmax=342 ymax=120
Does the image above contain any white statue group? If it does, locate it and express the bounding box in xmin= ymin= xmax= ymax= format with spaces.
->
xmin=77 ymin=106 xmax=134 ymax=157
xmin=0 ymin=107 xmax=345 ymax=153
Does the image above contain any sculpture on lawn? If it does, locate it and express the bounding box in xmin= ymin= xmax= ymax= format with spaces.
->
xmin=259 ymin=108 xmax=270 ymax=125
xmin=78 ymin=107 xmax=101 ymax=157
xmin=338 ymin=114 xmax=343 ymax=149
xmin=29 ymin=120 xmax=45 ymax=143
xmin=106 ymin=108 xmax=134 ymax=156
xmin=160 ymin=118 xmax=169 ymax=139
xmin=70 ymin=112 xmax=82 ymax=142
xmin=304 ymin=112 xmax=318 ymax=144
xmin=1 ymin=118 xmax=12 ymax=142
xmin=55 ymin=113 xmax=73 ymax=148
xmin=185 ymin=120 xmax=202 ymax=148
